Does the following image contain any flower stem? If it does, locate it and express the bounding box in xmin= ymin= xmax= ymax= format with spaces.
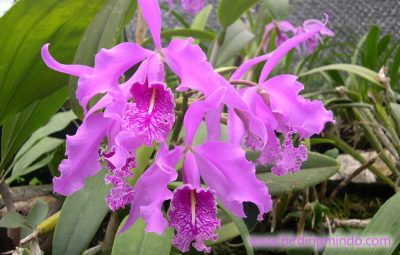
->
xmin=171 ymin=93 xmax=189 ymax=143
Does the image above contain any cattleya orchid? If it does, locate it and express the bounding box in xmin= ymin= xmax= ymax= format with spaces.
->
xmin=167 ymin=0 xmax=206 ymax=14
xmin=263 ymin=18 xmax=334 ymax=54
xmin=41 ymin=0 xmax=334 ymax=252
xmin=231 ymin=18 xmax=335 ymax=176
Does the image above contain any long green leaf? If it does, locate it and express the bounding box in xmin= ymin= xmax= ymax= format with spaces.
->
xmin=363 ymin=26 xmax=379 ymax=70
xmin=7 ymin=137 xmax=63 ymax=183
xmin=112 ymin=218 xmax=173 ymax=255
xmin=257 ymin=152 xmax=339 ymax=196
xmin=15 ymin=111 xmax=76 ymax=160
xmin=191 ymin=4 xmax=212 ymax=30
xmin=53 ymin=170 xmax=110 ymax=255
xmin=216 ymin=20 xmax=254 ymax=66
xmin=390 ymin=46 xmax=400 ymax=86
xmin=217 ymin=0 xmax=260 ymax=28
xmin=21 ymin=200 xmax=49 ymax=238
xmin=264 ymin=0 xmax=289 ymax=20
xmin=69 ymin=0 xmax=137 ymax=117
xmin=161 ymin=29 xmax=216 ymax=42
xmin=0 ymin=212 xmax=32 ymax=229
xmin=299 ymin=64 xmax=384 ymax=88
xmin=220 ymin=208 xmax=254 ymax=255
xmin=0 ymin=86 xmax=68 ymax=172
xmin=0 ymin=0 xmax=105 ymax=124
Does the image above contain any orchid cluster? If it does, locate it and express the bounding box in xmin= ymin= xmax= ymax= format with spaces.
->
xmin=263 ymin=19 xmax=335 ymax=55
xmin=41 ymin=0 xmax=333 ymax=253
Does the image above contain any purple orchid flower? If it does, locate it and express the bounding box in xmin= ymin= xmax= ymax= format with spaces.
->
xmin=295 ymin=18 xmax=335 ymax=55
xmin=40 ymin=0 xmax=215 ymax=208
xmin=263 ymin=18 xmax=334 ymax=55
xmin=121 ymin=88 xmax=272 ymax=253
xmin=167 ymin=0 xmax=206 ymax=15
xmin=42 ymin=0 xmax=269 ymax=242
xmin=231 ymin=18 xmax=335 ymax=176
xmin=263 ymin=20 xmax=297 ymax=51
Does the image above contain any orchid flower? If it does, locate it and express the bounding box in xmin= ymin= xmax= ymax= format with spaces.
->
xmin=40 ymin=0 xmax=214 ymax=207
xmin=167 ymin=0 xmax=206 ymax=15
xmin=42 ymin=0 xmax=268 ymax=238
xmin=42 ymin=0 xmax=334 ymax=252
xmin=231 ymin=18 xmax=335 ymax=176
xmin=126 ymin=88 xmax=272 ymax=253
xmin=263 ymin=20 xmax=297 ymax=51
xmin=264 ymin=18 xmax=334 ymax=55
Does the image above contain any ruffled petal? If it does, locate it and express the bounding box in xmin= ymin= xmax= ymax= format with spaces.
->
xmin=168 ymin=185 xmax=220 ymax=253
xmin=272 ymin=131 xmax=308 ymax=176
xmin=259 ymin=131 xmax=308 ymax=176
xmin=124 ymin=82 xmax=175 ymax=145
xmin=53 ymin=113 xmax=109 ymax=195
xmin=193 ymin=141 xmax=272 ymax=220
xmin=262 ymin=74 xmax=334 ymax=138
xmin=138 ymin=0 xmax=162 ymax=49
xmin=119 ymin=145 xmax=183 ymax=234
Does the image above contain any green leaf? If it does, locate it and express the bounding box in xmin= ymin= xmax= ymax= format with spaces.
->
xmin=191 ymin=4 xmax=212 ymax=30
xmin=161 ymin=29 xmax=216 ymax=42
xmin=69 ymin=0 xmax=137 ymax=117
xmin=323 ymin=192 xmax=400 ymax=255
xmin=5 ymin=110 xmax=76 ymax=182
xmin=7 ymin=137 xmax=63 ymax=183
xmin=257 ymin=152 xmax=339 ymax=196
xmin=220 ymin=208 xmax=254 ymax=255
xmin=210 ymin=222 xmax=240 ymax=244
xmin=53 ymin=170 xmax=110 ymax=255
xmin=299 ymin=64 xmax=383 ymax=88
xmin=217 ymin=0 xmax=260 ymax=28
xmin=363 ymin=26 xmax=379 ymax=70
xmin=390 ymin=46 xmax=400 ymax=86
xmin=14 ymin=110 xmax=76 ymax=159
xmin=216 ymin=20 xmax=255 ymax=66
xmin=22 ymin=200 xmax=50 ymax=238
xmin=112 ymin=218 xmax=173 ymax=255
xmin=264 ymin=0 xmax=289 ymax=20
xmin=0 ymin=0 xmax=105 ymax=124
xmin=390 ymin=103 xmax=400 ymax=129
xmin=0 ymin=212 xmax=32 ymax=229
xmin=0 ymin=86 xmax=68 ymax=172
xmin=377 ymin=34 xmax=391 ymax=57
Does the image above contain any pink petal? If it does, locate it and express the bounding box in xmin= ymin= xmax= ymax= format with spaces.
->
xmin=259 ymin=21 xmax=327 ymax=83
xmin=181 ymin=0 xmax=206 ymax=15
xmin=138 ymin=0 xmax=162 ymax=49
xmin=119 ymin=145 xmax=183 ymax=234
xmin=41 ymin=44 xmax=92 ymax=76
xmin=183 ymin=87 xmax=226 ymax=145
xmin=53 ymin=113 xmax=109 ymax=195
xmin=164 ymin=38 xmax=221 ymax=96
xmin=168 ymin=185 xmax=220 ymax=253
xmin=262 ymin=74 xmax=334 ymax=138
xmin=230 ymin=54 xmax=270 ymax=81
xmin=124 ymin=82 xmax=175 ymax=145
xmin=193 ymin=141 xmax=272 ymax=220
